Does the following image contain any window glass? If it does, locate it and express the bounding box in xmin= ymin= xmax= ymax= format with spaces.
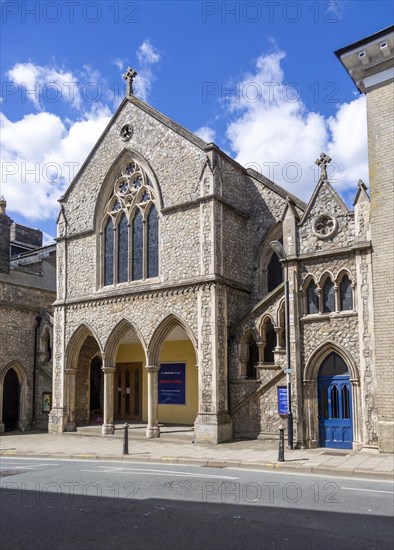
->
xmin=267 ymin=253 xmax=283 ymax=292
xmin=263 ymin=319 xmax=276 ymax=363
xmin=323 ymin=279 xmax=335 ymax=313
xmin=307 ymin=281 xmax=319 ymax=314
xmin=104 ymin=217 xmax=114 ymax=286
xmin=340 ymin=275 xmax=353 ymax=311
xmin=247 ymin=338 xmax=259 ymax=379
xmin=103 ymin=159 xmax=159 ymax=285
xmin=132 ymin=210 xmax=143 ymax=280
xmin=118 ymin=214 xmax=128 ymax=283
xmin=319 ymin=352 xmax=349 ymax=376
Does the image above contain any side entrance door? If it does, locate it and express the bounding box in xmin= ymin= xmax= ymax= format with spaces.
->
xmin=318 ymin=375 xmax=353 ymax=449
xmin=115 ymin=363 xmax=142 ymax=421
xmin=3 ymin=369 xmax=20 ymax=431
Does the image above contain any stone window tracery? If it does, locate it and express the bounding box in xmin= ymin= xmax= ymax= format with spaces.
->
xmin=101 ymin=159 xmax=159 ymax=286
xmin=313 ymin=214 xmax=338 ymax=239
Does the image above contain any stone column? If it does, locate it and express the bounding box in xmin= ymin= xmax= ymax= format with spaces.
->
xmin=317 ymin=288 xmax=323 ymax=314
xmin=146 ymin=365 xmax=160 ymax=438
xmin=102 ymin=366 xmax=116 ymax=435
xmin=334 ymin=285 xmax=340 ymax=313
xmin=274 ymin=328 xmax=284 ymax=351
xmin=257 ymin=342 xmax=265 ymax=362
xmin=65 ymin=368 xmax=77 ymax=431
xmin=239 ymin=355 xmax=248 ymax=379
xmin=194 ymin=284 xmax=233 ymax=444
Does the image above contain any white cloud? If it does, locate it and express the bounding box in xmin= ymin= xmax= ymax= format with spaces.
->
xmin=137 ymin=40 xmax=161 ymax=65
xmin=6 ymin=62 xmax=81 ymax=110
xmin=195 ymin=126 xmax=216 ymax=142
xmin=112 ymin=58 xmax=125 ymax=72
xmin=326 ymin=96 xmax=368 ymax=191
xmin=134 ymin=40 xmax=161 ymax=103
xmin=1 ymin=106 xmax=111 ymax=221
xmin=225 ymin=50 xmax=368 ymax=201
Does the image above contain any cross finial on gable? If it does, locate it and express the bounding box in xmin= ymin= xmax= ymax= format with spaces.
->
xmin=122 ymin=67 xmax=138 ymax=97
xmin=315 ymin=152 xmax=332 ymax=180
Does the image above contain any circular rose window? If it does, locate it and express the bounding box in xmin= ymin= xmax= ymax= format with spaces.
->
xmin=120 ymin=123 xmax=133 ymax=141
xmin=313 ymin=214 xmax=337 ymax=239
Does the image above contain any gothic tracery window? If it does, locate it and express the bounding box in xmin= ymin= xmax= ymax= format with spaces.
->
xmin=102 ymin=159 xmax=159 ymax=286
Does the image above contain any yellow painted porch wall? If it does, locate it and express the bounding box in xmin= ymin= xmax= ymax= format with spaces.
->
xmin=116 ymin=339 xmax=198 ymax=425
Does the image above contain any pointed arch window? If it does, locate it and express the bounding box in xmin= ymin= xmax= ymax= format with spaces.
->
xmin=104 ymin=217 xmax=114 ymax=286
xmin=307 ymin=281 xmax=319 ymax=314
xmin=246 ymin=336 xmax=259 ymax=379
xmin=267 ymin=252 xmax=283 ymax=292
xmin=101 ymin=159 xmax=159 ymax=286
xmin=340 ymin=275 xmax=353 ymax=311
xmin=323 ymin=278 xmax=335 ymax=313
xmin=263 ymin=318 xmax=276 ymax=363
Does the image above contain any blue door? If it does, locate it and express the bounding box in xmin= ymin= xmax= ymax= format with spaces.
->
xmin=318 ymin=352 xmax=353 ymax=449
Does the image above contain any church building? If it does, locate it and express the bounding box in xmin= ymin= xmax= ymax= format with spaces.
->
xmin=48 ymin=27 xmax=393 ymax=452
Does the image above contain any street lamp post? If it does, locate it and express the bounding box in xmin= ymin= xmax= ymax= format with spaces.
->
xmin=270 ymin=240 xmax=294 ymax=450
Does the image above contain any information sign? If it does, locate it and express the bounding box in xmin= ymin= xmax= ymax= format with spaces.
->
xmin=158 ymin=363 xmax=186 ymax=405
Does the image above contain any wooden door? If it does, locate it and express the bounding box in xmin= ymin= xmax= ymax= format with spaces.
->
xmin=115 ymin=363 xmax=142 ymax=421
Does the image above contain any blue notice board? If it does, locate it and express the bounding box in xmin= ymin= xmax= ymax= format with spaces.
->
xmin=277 ymin=386 xmax=288 ymax=415
xmin=158 ymin=363 xmax=186 ymax=405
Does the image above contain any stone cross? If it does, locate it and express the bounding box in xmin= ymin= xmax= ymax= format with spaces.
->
xmin=315 ymin=152 xmax=332 ymax=180
xmin=122 ymin=67 xmax=138 ymax=96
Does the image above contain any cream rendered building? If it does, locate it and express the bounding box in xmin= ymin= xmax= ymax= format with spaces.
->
xmin=49 ymin=27 xmax=393 ymax=451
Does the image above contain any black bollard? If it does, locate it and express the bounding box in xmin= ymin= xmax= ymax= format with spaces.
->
xmin=123 ymin=422 xmax=129 ymax=455
xmin=278 ymin=425 xmax=285 ymax=462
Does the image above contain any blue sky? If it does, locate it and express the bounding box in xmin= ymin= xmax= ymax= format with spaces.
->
xmin=1 ymin=0 xmax=393 ymax=240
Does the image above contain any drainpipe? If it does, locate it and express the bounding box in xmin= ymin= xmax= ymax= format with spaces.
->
xmin=32 ymin=314 xmax=42 ymax=423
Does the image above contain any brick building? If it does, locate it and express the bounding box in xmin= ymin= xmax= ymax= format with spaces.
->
xmin=0 ymin=197 xmax=56 ymax=432
xmin=3 ymin=27 xmax=391 ymax=451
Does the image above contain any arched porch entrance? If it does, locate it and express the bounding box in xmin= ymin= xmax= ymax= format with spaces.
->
xmin=146 ymin=314 xmax=198 ymax=438
xmin=64 ymin=325 xmax=102 ymax=431
xmin=102 ymin=320 xmax=147 ymax=434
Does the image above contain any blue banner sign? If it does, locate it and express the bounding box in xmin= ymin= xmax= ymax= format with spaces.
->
xmin=158 ymin=363 xmax=186 ymax=405
xmin=277 ymin=386 xmax=288 ymax=415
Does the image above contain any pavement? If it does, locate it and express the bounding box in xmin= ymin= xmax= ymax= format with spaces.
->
xmin=1 ymin=425 xmax=393 ymax=480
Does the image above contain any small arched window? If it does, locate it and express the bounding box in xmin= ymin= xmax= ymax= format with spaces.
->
xmin=340 ymin=275 xmax=353 ymax=311
xmin=263 ymin=318 xmax=276 ymax=363
xmin=267 ymin=252 xmax=283 ymax=292
xmin=102 ymin=159 xmax=159 ymax=286
xmin=307 ymin=281 xmax=319 ymax=314
xmin=323 ymin=278 xmax=335 ymax=313
xmin=247 ymin=336 xmax=259 ymax=379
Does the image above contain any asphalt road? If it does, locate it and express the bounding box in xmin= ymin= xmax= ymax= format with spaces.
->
xmin=1 ymin=457 xmax=393 ymax=550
